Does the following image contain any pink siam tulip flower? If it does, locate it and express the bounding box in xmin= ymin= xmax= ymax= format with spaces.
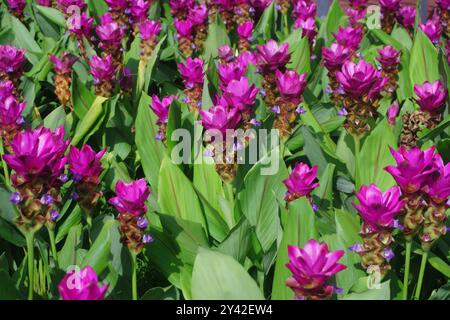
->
xmin=333 ymin=26 xmax=363 ymax=51
xmin=347 ymin=8 xmax=366 ymax=26
xmin=58 ymin=266 xmax=108 ymax=300
xmin=424 ymin=156 xmax=450 ymax=205
xmin=104 ymin=0 xmax=129 ymax=11
xmin=150 ymin=95 xmax=173 ymax=124
xmin=96 ymin=14 xmax=125 ymax=49
xmin=385 ymin=146 xmax=439 ymax=194
xmin=218 ymin=45 xmax=233 ymax=61
xmin=336 ymin=59 xmax=386 ymax=99
xmin=286 ymin=240 xmax=346 ymax=300
xmin=139 ymin=20 xmax=162 ymax=40
xmin=275 ymin=69 xmax=307 ymax=104
xmin=49 ymin=53 xmax=77 ymax=75
xmin=222 ymin=77 xmax=258 ymax=111
xmin=0 ymin=45 xmax=25 ymax=76
xmin=199 ymin=104 xmax=241 ymax=135
xmin=188 ymin=4 xmax=208 ymax=25
xmin=0 ymin=81 xmax=15 ymax=100
xmin=255 ymin=40 xmax=290 ymax=72
xmin=3 ymin=127 xmax=68 ymax=180
xmin=437 ymin=0 xmax=450 ymax=10
xmin=109 ymin=179 xmax=151 ymax=216
xmin=119 ymin=67 xmax=132 ymax=92
xmin=237 ymin=21 xmax=254 ymax=40
xmin=37 ymin=0 xmax=52 ymax=6
xmin=169 ymin=0 xmax=195 ymax=16
xmin=6 ymin=0 xmax=26 ymax=16
xmin=293 ymin=1 xmax=316 ymax=21
xmin=89 ymin=55 xmax=116 ymax=84
xmin=68 ymin=12 xmax=93 ymax=38
xmin=349 ymin=0 xmax=367 ymax=9
xmin=322 ymin=43 xmax=351 ymax=72
xmin=249 ymin=0 xmax=272 ymax=12
xmin=283 ymin=162 xmax=319 ymax=202
xmin=354 ymin=184 xmax=405 ymax=231
xmin=0 ymin=96 xmax=25 ymax=127
xmin=377 ymin=45 xmax=400 ymax=69
xmin=379 ymin=0 xmax=401 ymax=12
xmin=68 ymin=145 xmax=106 ymax=183
xmin=294 ymin=17 xmax=317 ymax=40
xmin=174 ymin=19 xmax=194 ymax=37
xmin=419 ymin=20 xmax=442 ymax=44
xmin=215 ymin=0 xmax=235 ymax=10
xmin=397 ymin=6 xmax=416 ymax=29
xmin=413 ymin=80 xmax=447 ymax=112
xmin=129 ymin=0 xmax=150 ymax=24
xmin=57 ymin=0 xmax=86 ymax=14
xmin=218 ymin=62 xmax=246 ymax=88
xmin=237 ymin=51 xmax=256 ymax=68
xmin=387 ymin=101 xmax=399 ymax=126
xmin=178 ymin=57 xmax=205 ymax=87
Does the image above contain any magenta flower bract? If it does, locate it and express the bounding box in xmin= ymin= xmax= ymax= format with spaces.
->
xmin=249 ymin=0 xmax=272 ymax=11
xmin=0 ymin=81 xmax=15 ymax=100
xmin=256 ymin=40 xmax=290 ymax=72
xmin=58 ymin=266 xmax=108 ymax=300
xmin=294 ymin=17 xmax=317 ymax=40
xmin=68 ymin=12 xmax=93 ymax=38
xmin=286 ymin=240 xmax=346 ymax=299
xmin=275 ymin=70 xmax=307 ymax=104
xmin=354 ymin=184 xmax=405 ymax=231
xmin=199 ymin=104 xmax=241 ymax=135
xmin=6 ymin=0 xmax=26 ymax=15
xmin=385 ymin=146 xmax=439 ymax=194
xmin=237 ymin=51 xmax=256 ymax=68
xmin=96 ymin=15 xmax=125 ymax=49
xmin=413 ymin=80 xmax=447 ymax=112
xmin=218 ymin=62 xmax=246 ymax=88
xmin=104 ymin=0 xmax=128 ymax=11
xmin=424 ymin=155 xmax=450 ymax=204
xmin=188 ymin=4 xmax=208 ymax=25
xmin=129 ymin=0 xmax=150 ymax=24
xmin=174 ymin=19 xmax=194 ymax=37
xmin=3 ymin=127 xmax=68 ymax=179
xmin=150 ymin=95 xmax=173 ymax=124
xmin=419 ymin=20 xmax=442 ymax=44
xmin=37 ymin=0 xmax=51 ymax=5
xmin=237 ymin=21 xmax=254 ymax=40
xmin=322 ymin=43 xmax=351 ymax=72
xmin=222 ymin=77 xmax=258 ymax=111
xmin=347 ymin=8 xmax=366 ymax=26
xmin=349 ymin=0 xmax=367 ymax=9
xmin=139 ymin=19 xmax=162 ymax=41
xmin=397 ymin=6 xmax=416 ymax=29
xmin=377 ymin=45 xmax=400 ymax=69
xmin=333 ymin=26 xmax=363 ymax=50
xmin=109 ymin=179 xmax=151 ymax=216
xmin=89 ymin=55 xmax=116 ymax=83
xmin=57 ymin=0 xmax=86 ymax=13
xmin=379 ymin=0 xmax=401 ymax=11
xmin=178 ymin=57 xmax=205 ymax=86
xmin=335 ymin=59 xmax=385 ymax=99
xmin=283 ymin=163 xmax=319 ymax=201
xmin=0 ymin=45 xmax=25 ymax=75
xmin=218 ymin=45 xmax=233 ymax=61
xmin=49 ymin=53 xmax=77 ymax=75
xmin=68 ymin=145 xmax=106 ymax=183
xmin=0 ymin=96 xmax=25 ymax=127
xmin=293 ymin=1 xmax=316 ymax=21
xmin=387 ymin=101 xmax=399 ymax=126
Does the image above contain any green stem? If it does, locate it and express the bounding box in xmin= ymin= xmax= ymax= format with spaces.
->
xmin=25 ymin=233 xmax=35 ymax=300
xmin=414 ymin=251 xmax=428 ymax=300
xmin=47 ymin=227 xmax=58 ymax=267
xmin=130 ymin=251 xmax=138 ymax=300
xmin=353 ymin=135 xmax=361 ymax=189
xmin=402 ymin=241 xmax=412 ymax=300
xmin=0 ymin=138 xmax=11 ymax=190
xmin=86 ymin=215 xmax=93 ymax=246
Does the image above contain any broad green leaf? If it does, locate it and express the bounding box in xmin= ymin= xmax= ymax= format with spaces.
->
xmin=202 ymin=15 xmax=230 ymax=60
xmin=35 ymin=5 xmax=66 ymax=27
xmin=429 ymin=283 xmax=450 ymax=300
xmin=58 ymin=224 xmax=83 ymax=271
xmin=342 ymin=281 xmax=390 ymax=300
xmin=0 ymin=270 xmax=20 ymax=299
xmin=409 ymin=30 xmax=440 ymax=89
xmin=135 ymin=92 xmax=164 ymax=192
xmin=43 ymin=106 xmax=66 ymax=130
xmin=158 ymin=156 xmax=206 ymax=231
xmin=72 ymin=74 xmax=95 ymax=119
xmin=218 ymin=218 xmax=251 ymax=264
xmin=357 ymin=119 xmax=397 ymax=190
xmin=287 ymin=36 xmax=310 ymax=75
xmin=191 ymin=248 xmax=265 ymax=300
xmin=82 ymin=220 xmax=115 ymax=274
xmin=71 ymin=96 xmax=108 ymax=146
xmin=272 ymin=197 xmax=318 ymax=300
xmin=254 ymin=2 xmax=275 ymax=39
xmin=11 ymin=16 xmax=42 ymax=64
xmin=239 ymin=147 xmax=288 ymax=252
xmin=325 ymin=0 xmax=344 ymax=43
xmin=136 ymin=36 xmax=166 ymax=98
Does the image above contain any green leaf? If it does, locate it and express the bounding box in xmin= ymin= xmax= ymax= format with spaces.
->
xmin=135 ymin=93 xmax=164 ymax=192
xmin=158 ymin=156 xmax=206 ymax=231
xmin=324 ymin=0 xmax=344 ymax=44
xmin=357 ymin=119 xmax=397 ymax=190
xmin=58 ymin=224 xmax=83 ymax=271
xmin=82 ymin=220 xmax=115 ymax=274
xmin=43 ymin=106 xmax=66 ymax=130
xmin=342 ymin=281 xmax=390 ymax=300
xmin=287 ymin=36 xmax=310 ymax=75
xmin=254 ymin=2 xmax=275 ymax=39
xmin=409 ymin=30 xmax=439 ymax=89
xmin=272 ymin=197 xmax=318 ymax=300
xmin=11 ymin=16 xmax=42 ymax=64
xmin=0 ymin=270 xmax=20 ymax=299
xmin=218 ymin=218 xmax=251 ymax=264
xmin=202 ymin=15 xmax=230 ymax=60
xmin=191 ymin=248 xmax=264 ymax=300
xmin=136 ymin=36 xmax=166 ymax=98
xmin=71 ymin=96 xmax=108 ymax=146
xmin=72 ymin=73 xmax=95 ymax=119
xmin=35 ymin=5 xmax=66 ymax=27
xmin=429 ymin=283 xmax=450 ymax=300
xmin=239 ymin=147 xmax=288 ymax=252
